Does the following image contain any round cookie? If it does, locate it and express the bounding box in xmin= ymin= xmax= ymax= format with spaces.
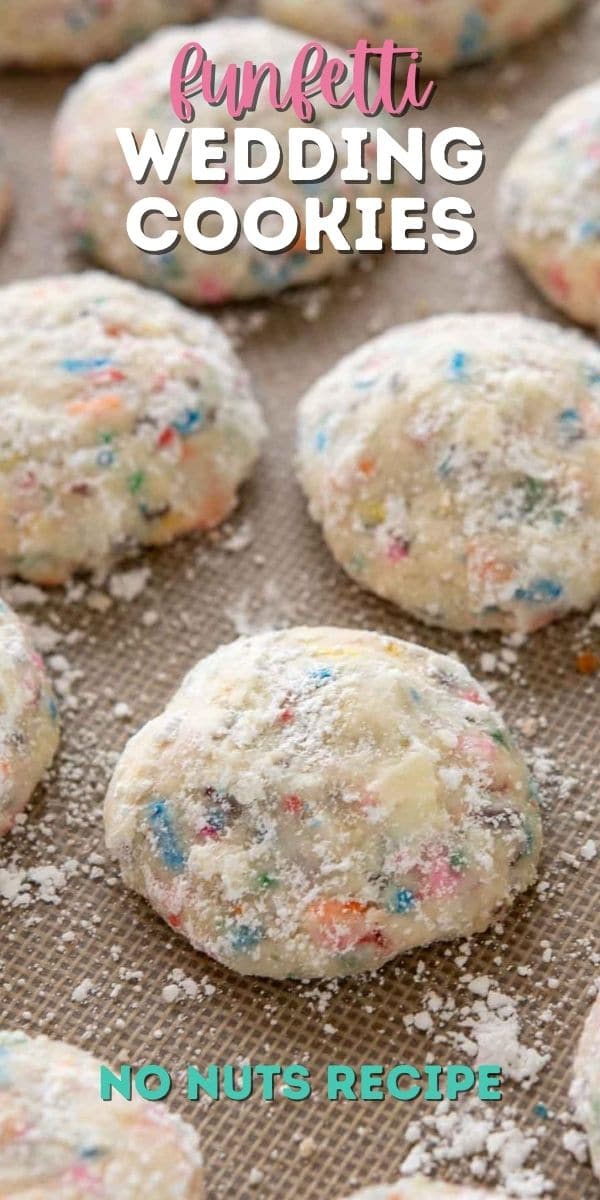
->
xmin=0 ymin=1031 xmax=204 ymax=1198
xmin=0 ymin=271 xmax=265 ymax=584
xmin=499 ymin=80 xmax=600 ymax=329
xmin=0 ymin=600 xmax=59 ymax=836
xmin=297 ymin=313 xmax=600 ymax=634
xmin=104 ymin=626 xmax=541 ymax=980
xmin=53 ymin=18 xmax=399 ymax=304
xmin=259 ymin=0 xmax=573 ymax=74
xmin=0 ymin=0 xmax=214 ymax=69
xmin=571 ymin=994 xmax=600 ymax=1179
xmin=339 ymin=1181 xmax=509 ymax=1199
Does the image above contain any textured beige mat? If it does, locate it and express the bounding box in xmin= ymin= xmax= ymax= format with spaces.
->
xmin=0 ymin=2 xmax=599 ymax=1197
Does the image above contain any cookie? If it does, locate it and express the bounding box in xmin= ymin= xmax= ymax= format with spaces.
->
xmin=0 ymin=272 xmax=265 ymax=584
xmin=0 ymin=1031 xmax=204 ymax=1198
xmin=339 ymin=1181 xmax=509 ymax=1199
xmin=571 ymin=994 xmax=600 ymax=1179
xmin=259 ymin=0 xmax=573 ymax=73
xmin=297 ymin=313 xmax=600 ymax=633
xmin=500 ymin=80 xmax=600 ymax=329
xmin=0 ymin=600 xmax=58 ymax=836
xmin=0 ymin=0 xmax=213 ymax=68
xmin=104 ymin=626 xmax=541 ymax=980
xmin=53 ymin=18 xmax=399 ymax=303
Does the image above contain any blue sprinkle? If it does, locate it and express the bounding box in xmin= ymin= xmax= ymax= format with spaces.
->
xmin=458 ymin=10 xmax=488 ymax=58
xmin=579 ymin=220 xmax=600 ymax=241
xmin=206 ymin=808 xmax=227 ymax=833
xmin=96 ymin=448 xmax=115 ymax=468
xmin=310 ymin=667 xmax=333 ymax=686
xmin=392 ymin=888 xmax=416 ymax=914
xmin=515 ymin=579 xmax=563 ymax=604
xmin=147 ymin=799 xmax=186 ymax=873
xmin=449 ymin=351 xmax=468 ymax=380
xmin=48 ymin=697 xmax=59 ymax=722
xmin=60 ymin=357 xmax=111 ymax=373
xmin=315 ymin=429 xmax=328 ymax=453
xmin=354 ymin=377 xmax=377 ymax=390
xmin=438 ymin=450 xmax=455 ymax=477
xmin=534 ymin=1102 xmax=549 ymax=1120
xmin=230 ymin=924 xmax=263 ymax=952
xmin=409 ymin=688 xmax=422 ymax=704
xmin=80 ymin=1146 xmax=106 ymax=1159
xmin=586 ymin=367 xmax=600 ymax=387
xmin=172 ymin=408 xmax=203 ymax=437
xmin=559 ymin=409 xmax=583 ymax=440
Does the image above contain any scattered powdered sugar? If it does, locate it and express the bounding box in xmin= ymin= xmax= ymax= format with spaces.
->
xmin=402 ymin=1100 xmax=552 ymax=1196
xmin=108 ymin=566 xmax=152 ymax=604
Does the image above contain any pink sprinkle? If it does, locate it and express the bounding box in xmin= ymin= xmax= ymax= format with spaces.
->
xmin=387 ymin=539 xmax=410 ymax=563
xmin=199 ymin=824 xmax=220 ymax=841
xmin=422 ymin=854 xmax=461 ymax=898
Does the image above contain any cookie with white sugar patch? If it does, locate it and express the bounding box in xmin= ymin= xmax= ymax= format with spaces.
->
xmin=0 ymin=272 xmax=265 ymax=584
xmin=52 ymin=18 xmax=402 ymax=304
xmin=339 ymin=1180 xmax=509 ymax=1199
xmin=297 ymin=313 xmax=600 ymax=634
xmin=105 ymin=626 xmax=541 ymax=980
xmin=0 ymin=600 xmax=59 ymax=836
xmin=500 ymin=80 xmax=600 ymax=330
xmin=260 ymin=0 xmax=575 ymax=73
xmin=572 ymin=993 xmax=600 ymax=1180
xmin=0 ymin=1031 xmax=204 ymax=1198
xmin=0 ymin=0 xmax=213 ymax=68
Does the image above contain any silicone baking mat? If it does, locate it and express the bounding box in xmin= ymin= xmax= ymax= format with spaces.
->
xmin=0 ymin=2 xmax=599 ymax=1197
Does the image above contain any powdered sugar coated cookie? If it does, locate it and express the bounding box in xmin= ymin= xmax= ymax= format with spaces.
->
xmin=500 ymin=80 xmax=600 ymax=329
xmin=339 ymin=1179 xmax=509 ymax=1199
xmin=0 ymin=0 xmax=213 ymax=68
xmin=297 ymin=313 xmax=600 ymax=633
xmin=105 ymin=626 xmax=541 ymax=980
xmin=0 ymin=600 xmax=58 ymax=836
xmin=260 ymin=0 xmax=574 ymax=73
xmin=0 ymin=272 xmax=265 ymax=584
xmin=53 ymin=18 xmax=399 ymax=303
xmin=0 ymin=1031 xmax=204 ymax=1198
xmin=571 ymin=993 xmax=600 ymax=1179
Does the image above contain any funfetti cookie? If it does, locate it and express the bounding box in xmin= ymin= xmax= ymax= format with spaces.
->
xmin=571 ymin=993 xmax=600 ymax=1180
xmin=297 ymin=313 xmax=600 ymax=634
xmin=53 ymin=18 xmax=402 ymax=304
xmin=0 ymin=1031 xmax=204 ymax=1199
xmin=0 ymin=0 xmax=214 ymax=68
xmin=0 ymin=600 xmax=59 ymax=836
xmin=105 ymin=626 xmax=541 ymax=980
xmin=0 ymin=272 xmax=265 ymax=584
xmin=500 ymin=80 xmax=600 ymax=329
xmin=260 ymin=0 xmax=574 ymax=73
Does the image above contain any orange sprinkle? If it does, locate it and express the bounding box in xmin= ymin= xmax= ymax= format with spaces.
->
xmin=67 ymin=392 xmax=122 ymax=418
xmin=576 ymin=649 xmax=600 ymax=675
xmin=312 ymin=898 xmax=370 ymax=923
xmin=357 ymin=456 xmax=376 ymax=476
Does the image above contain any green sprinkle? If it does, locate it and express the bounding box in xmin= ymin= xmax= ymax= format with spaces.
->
xmin=490 ymin=728 xmax=510 ymax=749
xmin=523 ymin=477 xmax=546 ymax=513
xmin=257 ymin=873 xmax=278 ymax=889
xmin=128 ymin=470 xmax=145 ymax=494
